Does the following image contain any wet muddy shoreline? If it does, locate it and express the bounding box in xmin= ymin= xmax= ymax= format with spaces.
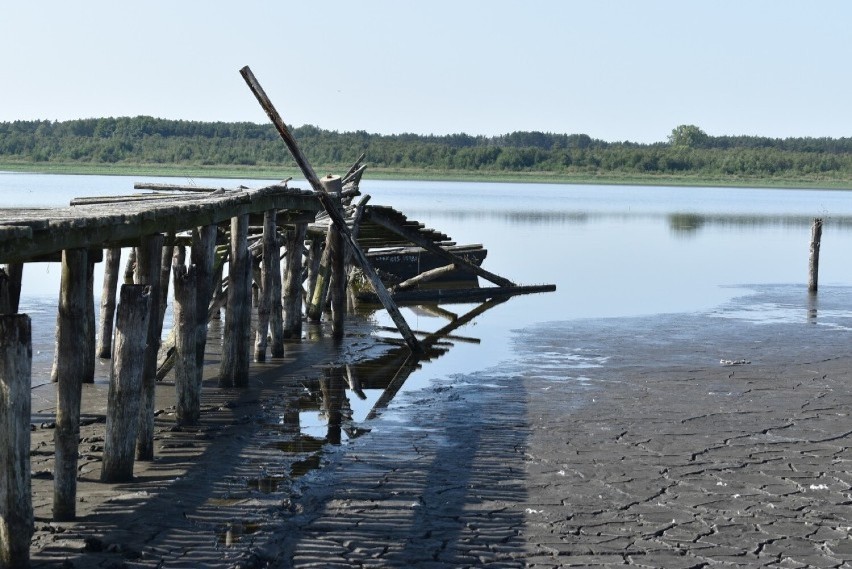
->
xmin=28 ymin=285 xmax=852 ymax=567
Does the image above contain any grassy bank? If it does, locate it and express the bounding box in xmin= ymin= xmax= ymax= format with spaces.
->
xmin=2 ymin=160 xmax=851 ymax=190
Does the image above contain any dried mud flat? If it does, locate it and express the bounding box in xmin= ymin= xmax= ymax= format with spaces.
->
xmin=27 ymin=295 xmax=852 ymax=568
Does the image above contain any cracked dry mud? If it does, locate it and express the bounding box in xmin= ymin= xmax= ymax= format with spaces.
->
xmin=28 ymin=306 xmax=852 ymax=568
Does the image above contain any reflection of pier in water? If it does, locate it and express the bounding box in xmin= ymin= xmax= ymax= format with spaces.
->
xmin=277 ymin=298 xmax=508 ymax=469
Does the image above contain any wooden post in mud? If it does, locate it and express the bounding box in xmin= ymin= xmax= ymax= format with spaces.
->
xmin=173 ymin=263 xmax=199 ymax=425
xmin=54 ymin=248 xmax=88 ymax=521
xmin=101 ymin=285 xmax=150 ymax=483
xmin=159 ymin=237 xmax=175 ymax=329
xmin=220 ymin=214 xmax=251 ymax=387
xmin=191 ymin=225 xmax=217 ymax=385
xmin=322 ymin=175 xmax=346 ymax=339
xmin=84 ymin=255 xmax=96 ymax=383
xmin=135 ymin=234 xmax=164 ymax=461
xmin=304 ymin=237 xmax=322 ymax=315
xmin=97 ymin=248 xmax=122 ymax=358
xmin=808 ymin=218 xmax=823 ymax=293
xmin=283 ymin=223 xmax=308 ymax=339
xmin=307 ymin=227 xmax=334 ymax=322
xmin=269 ymin=220 xmax=285 ymax=356
xmin=0 ymin=315 xmax=33 ymax=567
xmin=255 ymin=210 xmax=276 ymax=362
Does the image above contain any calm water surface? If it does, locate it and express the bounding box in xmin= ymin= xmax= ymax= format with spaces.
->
xmin=4 ymin=172 xmax=852 ymax=422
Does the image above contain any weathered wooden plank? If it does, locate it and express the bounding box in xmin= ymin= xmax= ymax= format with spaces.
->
xmin=357 ymin=283 xmax=556 ymax=305
xmin=0 ymin=315 xmax=33 ymax=567
xmin=0 ymin=187 xmax=319 ymax=263
xmin=101 ymin=285 xmax=150 ymax=483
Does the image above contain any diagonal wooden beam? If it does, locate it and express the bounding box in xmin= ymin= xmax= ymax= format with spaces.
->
xmin=239 ymin=65 xmax=423 ymax=354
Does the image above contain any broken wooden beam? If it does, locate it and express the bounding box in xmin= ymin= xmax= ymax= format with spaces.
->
xmin=239 ymin=65 xmax=423 ymax=354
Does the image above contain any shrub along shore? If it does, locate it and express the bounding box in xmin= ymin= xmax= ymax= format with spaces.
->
xmin=1 ymin=118 xmax=851 ymax=189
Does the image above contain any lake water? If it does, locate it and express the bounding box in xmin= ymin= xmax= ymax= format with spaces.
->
xmin=4 ymin=172 xmax=852 ymax=425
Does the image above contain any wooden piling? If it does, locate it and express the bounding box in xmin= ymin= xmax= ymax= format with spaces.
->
xmin=220 ymin=214 xmax=251 ymax=387
xmin=97 ymin=248 xmax=122 ymax=358
xmin=255 ymin=210 xmax=276 ymax=362
xmin=321 ymin=176 xmax=346 ymax=340
xmin=191 ymin=225 xmax=217 ymax=385
xmin=808 ymin=218 xmax=823 ymax=293
xmin=304 ymin=237 xmax=322 ymax=317
xmin=158 ymin=237 xmax=175 ymax=329
xmin=173 ymin=263 xmax=199 ymax=425
xmin=0 ymin=264 xmax=22 ymax=315
xmin=283 ymin=224 xmax=308 ymax=340
xmin=84 ymin=255 xmax=96 ymax=383
xmin=307 ymin=228 xmax=334 ymax=322
xmin=123 ymin=247 xmax=137 ymax=285
xmin=269 ymin=221 xmax=285 ymax=357
xmin=101 ymin=285 xmax=150 ymax=483
xmin=134 ymin=234 xmax=164 ymax=461
xmin=53 ymin=248 xmax=88 ymax=521
xmin=0 ymin=315 xmax=33 ymax=567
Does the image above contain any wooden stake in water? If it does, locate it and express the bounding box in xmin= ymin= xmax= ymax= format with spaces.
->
xmin=808 ymin=218 xmax=823 ymax=293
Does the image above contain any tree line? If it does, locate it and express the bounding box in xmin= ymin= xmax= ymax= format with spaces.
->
xmin=1 ymin=117 xmax=851 ymax=181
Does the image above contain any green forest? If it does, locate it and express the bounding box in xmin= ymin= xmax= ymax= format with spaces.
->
xmin=1 ymin=117 xmax=851 ymax=186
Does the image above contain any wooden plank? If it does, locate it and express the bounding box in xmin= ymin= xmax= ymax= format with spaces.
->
xmin=0 ymin=187 xmax=319 ymax=264
xmin=357 ymin=283 xmax=556 ymax=305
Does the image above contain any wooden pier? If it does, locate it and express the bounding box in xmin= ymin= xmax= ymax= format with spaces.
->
xmin=0 ymin=66 xmax=556 ymax=566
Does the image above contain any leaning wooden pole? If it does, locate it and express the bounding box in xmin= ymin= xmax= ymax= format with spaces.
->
xmin=0 ymin=315 xmax=33 ymax=567
xmin=808 ymin=218 xmax=823 ymax=293
xmin=97 ymin=248 xmax=122 ymax=358
xmin=101 ymin=285 xmax=150 ymax=483
xmin=240 ymin=65 xmax=423 ymax=353
xmin=54 ymin=248 xmax=88 ymax=521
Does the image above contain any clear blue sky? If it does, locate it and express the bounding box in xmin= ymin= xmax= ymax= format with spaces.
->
xmin=2 ymin=1 xmax=849 ymax=143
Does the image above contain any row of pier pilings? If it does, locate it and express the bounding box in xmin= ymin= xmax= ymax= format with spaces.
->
xmin=0 ymin=178 xmax=346 ymax=567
